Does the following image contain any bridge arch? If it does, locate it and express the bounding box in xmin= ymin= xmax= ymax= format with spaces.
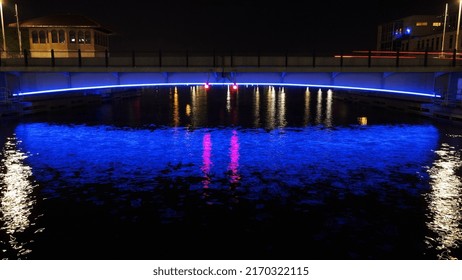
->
xmin=5 ymin=70 xmax=445 ymax=99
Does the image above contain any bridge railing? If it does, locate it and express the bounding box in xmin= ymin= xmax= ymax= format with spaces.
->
xmin=0 ymin=49 xmax=461 ymax=69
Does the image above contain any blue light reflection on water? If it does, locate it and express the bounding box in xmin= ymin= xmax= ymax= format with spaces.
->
xmin=3 ymin=86 xmax=462 ymax=260
xmin=9 ymin=120 xmax=446 ymax=259
xmin=15 ymin=123 xmax=438 ymax=198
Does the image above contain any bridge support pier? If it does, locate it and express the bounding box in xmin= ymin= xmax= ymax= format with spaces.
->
xmin=445 ymin=72 xmax=462 ymax=104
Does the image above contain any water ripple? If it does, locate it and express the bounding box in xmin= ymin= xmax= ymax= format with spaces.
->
xmin=426 ymin=143 xmax=462 ymax=259
xmin=0 ymin=137 xmax=38 ymax=259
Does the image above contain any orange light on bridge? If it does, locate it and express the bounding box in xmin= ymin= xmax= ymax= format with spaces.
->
xmin=357 ymin=117 xmax=368 ymax=126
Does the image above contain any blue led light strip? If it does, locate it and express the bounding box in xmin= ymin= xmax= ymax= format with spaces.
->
xmin=14 ymin=82 xmax=440 ymax=98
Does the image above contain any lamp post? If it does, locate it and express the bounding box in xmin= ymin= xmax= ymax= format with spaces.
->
xmin=441 ymin=3 xmax=448 ymax=55
xmin=456 ymin=0 xmax=462 ymax=52
xmin=0 ymin=0 xmax=6 ymax=55
xmin=15 ymin=3 xmax=22 ymax=54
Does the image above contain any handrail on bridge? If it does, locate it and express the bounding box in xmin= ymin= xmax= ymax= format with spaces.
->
xmin=0 ymin=49 xmax=461 ymax=69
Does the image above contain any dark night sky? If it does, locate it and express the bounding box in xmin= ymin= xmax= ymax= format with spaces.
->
xmin=2 ymin=0 xmax=449 ymax=53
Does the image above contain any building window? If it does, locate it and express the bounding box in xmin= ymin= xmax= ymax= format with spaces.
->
xmin=69 ymin=31 xmax=76 ymax=43
xmin=51 ymin=30 xmax=58 ymax=43
xmin=85 ymin=31 xmax=91 ymax=44
xmin=59 ymin=30 xmax=65 ymax=43
xmin=95 ymin=32 xmax=100 ymax=45
xmin=436 ymin=37 xmax=440 ymax=50
xmin=433 ymin=22 xmax=442 ymax=27
xmin=32 ymin=31 xmax=39 ymax=44
xmin=39 ymin=30 xmax=47 ymax=43
xmin=431 ymin=38 xmax=435 ymax=50
xmin=78 ymin=31 xmax=85 ymax=44
xmin=449 ymin=35 xmax=453 ymax=49
xmin=416 ymin=22 xmax=428 ymax=26
xmin=94 ymin=32 xmax=108 ymax=47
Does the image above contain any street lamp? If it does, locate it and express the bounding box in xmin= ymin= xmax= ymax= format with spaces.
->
xmin=441 ymin=3 xmax=448 ymax=55
xmin=0 ymin=0 xmax=6 ymax=54
xmin=15 ymin=4 xmax=22 ymax=54
xmin=456 ymin=0 xmax=462 ymax=52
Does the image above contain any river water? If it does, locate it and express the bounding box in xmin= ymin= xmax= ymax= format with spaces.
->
xmin=1 ymin=85 xmax=461 ymax=260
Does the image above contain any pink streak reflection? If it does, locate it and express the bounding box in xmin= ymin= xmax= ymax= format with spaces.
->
xmin=228 ymin=130 xmax=240 ymax=184
xmin=201 ymin=133 xmax=212 ymax=188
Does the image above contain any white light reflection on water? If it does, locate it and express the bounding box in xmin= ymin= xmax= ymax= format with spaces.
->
xmin=316 ymin=89 xmax=323 ymax=124
xmin=426 ymin=141 xmax=462 ymax=259
xmin=325 ymin=89 xmax=333 ymax=127
xmin=277 ymin=87 xmax=286 ymax=128
xmin=304 ymin=87 xmax=310 ymax=126
xmin=0 ymin=137 xmax=37 ymax=259
xmin=265 ymin=86 xmax=276 ymax=130
xmin=226 ymin=85 xmax=231 ymax=113
xmin=171 ymin=86 xmax=180 ymax=127
xmin=254 ymin=86 xmax=260 ymax=128
xmin=190 ymin=85 xmax=208 ymax=127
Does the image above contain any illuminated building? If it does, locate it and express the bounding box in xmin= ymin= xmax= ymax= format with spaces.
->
xmin=376 ymin=4 xmax=462 ymax=53
xmin=377 ymin=15 xmax=443 ymax=51
xmin=8 ymin=14 xmax=112 ymax=58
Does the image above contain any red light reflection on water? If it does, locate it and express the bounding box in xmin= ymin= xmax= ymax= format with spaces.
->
xmin=201 ymin=133 xmax=212 ymax=188
xmin=228 ymin=130 xmax=240 ymax=184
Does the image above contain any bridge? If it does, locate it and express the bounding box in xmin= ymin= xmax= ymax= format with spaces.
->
xmin=1 ymin=50 xmax=462 ymax=103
